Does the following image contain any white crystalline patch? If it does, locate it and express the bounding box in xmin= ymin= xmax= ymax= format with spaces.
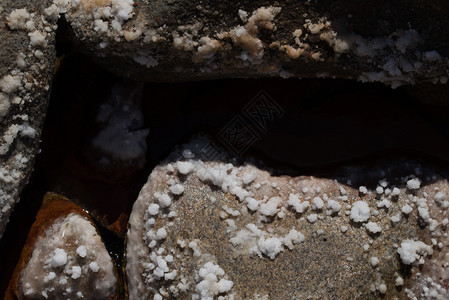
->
xmin=76 ymin=246 xmax=87 ymax=258
xmin=242 ymin=171 xmax=257 ymax=185
xmin=397 ymin=239 xmax=433 ymax=265
xmin=365 ymin=222 xmax=382 ymax=233
xmin=350 ymin=201 xmax=371 ymax=222
xmin=0 ymin=92 xmax=11 ymax=119
xmin=189 ymin=241 xmax=201 ymax=257
xmin=44 ymin=4 xmax=61 ymax=21
xmin=376 ymin=186 xmax=384 ymax=194
xmin=257 ymin=237 xmax=283 ymax=260
xmin=71 ymin=266 xmax=82 ymax=279
xmin=407 ymin=178 xmax=421 ymax=190
xmin=154 ymin=192 xmax=172 ymax=207
xmin=223 ymin=205 xmax=240 ymax=217
xmin=245 ymin=197 xmax=259 ymax=211
xmin=402 ymin=204 xmax=413 ymax=215
xmin=0 ymin=74 xmax=21 ymax=94
xmin=111 ymin=0 xmax=135 ymax=23
xmin=51 ymin=248 xmax=68 ymax=267
xmin=377 ymin=199 xmax=391 ymax=209
xmin=194 ymin=262 xmax=233 ymax=299
xmin=391 ymin=215 xmax=401 ymax=223
xmin=418 ymin=207 xmax=430 ymax=223
xmin=326 ymin=199 xmax=342 ymax=214
xmin=377 ymin=283 xmax=387 ymax=294
xmin=312 ymin=197 xmax=324 ymax=210
xmin=164 ymin=270 xmax=177 ymax=280
xmin=28 ymin=30 xmax=47 ymax=47
xmin=89 ymin=262 xmax=99 ymax=272
xmin=94 ymin=19 xmax=109 ymax=33
xmin=307 ymin=214 xmax=318 ymax=223
xmin=176 ymin=161 xmax=194 ymax=175
xmin=238 ymin=9 xmax=248 ymax=22
xmin=435 ymin=192 xmax=445 ymax=202
xmin=370 ymin=256 xmax=379 ymax=267
xmin=147 ymin=203 xmax=160 ymax=215
xmin=44 ymin=272 xmax=56 ymax=282
xmin=19 ymin=124 xmax=36 ymax=139
xmin=259 ymin=197 xmax=282 ymax=216
xmin=359 ymin=186 xmax=368 ymax=194
xmin=156 ymin=228 xmax=167 ymax=240
xmin=391 ymin=187 xmax=401 ymax=196
xmin=6 ymin=8 xmax=31 ymax=30
xmin=229 ymin=224 xmax=304 ymax=259
xmin=282 ymin=229 xmax=305 ymax=250
xmin=169 ymin=184 xmax=184 ymax=195
xmin=287 ymin=194 xmax=309 ymax=213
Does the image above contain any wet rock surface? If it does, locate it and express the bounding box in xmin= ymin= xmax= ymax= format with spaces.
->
xmin=6 ymin=192 xmax=117 ymax=299
xmin=126 ymin=138 xmax=449 ymax=299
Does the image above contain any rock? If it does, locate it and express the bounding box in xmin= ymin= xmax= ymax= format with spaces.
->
xmin=83 ymin=79 xmax=149 ymax=181
xmin=6 ymin=192 xmax=117 ymax=299
xmin=56 ymin=0 xmax=449 ymax=86
xmin=0 ymin=0 xmax=59 ymax=237
xmin=126 ymin=137 xmax=449 ymax=299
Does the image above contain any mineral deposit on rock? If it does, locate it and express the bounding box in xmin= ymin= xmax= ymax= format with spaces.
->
xmin=126 ymin=137 xmax=449 ymax=299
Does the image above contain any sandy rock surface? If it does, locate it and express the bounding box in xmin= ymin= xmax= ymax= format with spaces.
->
xmin=126 ymin=138 xmax=449 ymax=299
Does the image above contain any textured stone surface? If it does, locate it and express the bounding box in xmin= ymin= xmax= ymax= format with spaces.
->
xmin=126 ymin=138 xmax=449 ymax=299
xmin=0 ymin=0 xmax=58 ymax=238
xmin=61 ymin=0 xmax=449 ymax=86
xmin=6 ymin=192 xmax=117 ymax=299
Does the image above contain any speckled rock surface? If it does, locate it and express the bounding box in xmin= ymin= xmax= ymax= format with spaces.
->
xmin=6 ymin=192 xmax=117 ymax=300
xmin=0 ymin=0 xmax=59 ymax=238
xmin=60 ymin=0 xmax=449 ymax=86
xmin=126 ymin=138 xmax=449 ymax=299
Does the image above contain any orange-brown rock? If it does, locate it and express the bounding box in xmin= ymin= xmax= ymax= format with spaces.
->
xmin=6 ymin=192 xmax=117 ymax=300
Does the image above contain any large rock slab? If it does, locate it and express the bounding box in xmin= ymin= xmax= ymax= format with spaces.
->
xmin=59 ymin=0 xmax=449 ymax=86
xmin=6 ymin=192 xmax=117 ymax=299
xmin=0 ymin=0 xmax=61 ymax=237
xmin=126 ymin=138 xmax=449 ymax=299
